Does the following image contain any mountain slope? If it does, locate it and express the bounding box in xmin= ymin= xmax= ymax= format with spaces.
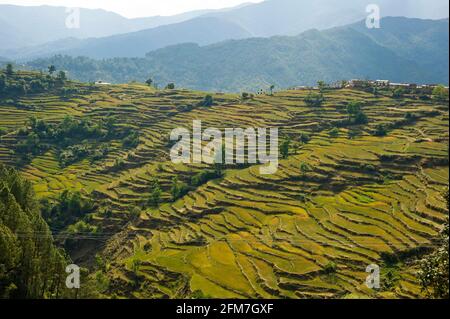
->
xmin=26 ymin=17 xmax=449 ymax=91
xmin=349 ymin=17 xmax=450 ymax=83
xmin=207 ymin=0 xmax=450 ymax=37
xmin=6 ymin=17 xmax=252 ymax=59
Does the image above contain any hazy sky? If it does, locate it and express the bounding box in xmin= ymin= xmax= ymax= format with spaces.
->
xmin=0 ymin=0 xmax=264 ymax=17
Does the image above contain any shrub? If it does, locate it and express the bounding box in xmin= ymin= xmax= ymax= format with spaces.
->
xmin=190 ymin=169 xmax=222 ymax=187
xmin=328 ymin=128 xmax=340 ymax=138
xmin=304 ymin=92 xmax=324 ymax=107
xmin=298 ymin=132 xmax=311 ymax=144
xmin=123 ymin=130 xmax=140 ymax=148
xmin=373 ymin=124 xmax=388 ymax=137
xmin=171 ymin=177 xmax=190 ymax=201
xmin=324 ymin=262 xmax=337 ymax=274
xmin=0 ymin=127 xmax=7 ymax=136
xmin=199 ymin=95 xmax=214 ymax=107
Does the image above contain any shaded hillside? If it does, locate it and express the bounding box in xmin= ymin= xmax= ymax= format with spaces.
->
xmin=207 ymin=0 xmax=450 ymax=37
xmin=0 ymin=4 xmax=222 ymax=51
xmin=9 ymin=17 xmax=252 ymax=60
xmin=26 ymin=17 xmax=449 ymax=91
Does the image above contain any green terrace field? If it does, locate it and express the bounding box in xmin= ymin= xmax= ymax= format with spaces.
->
xmin=0 ymin=71 xmax=448 ymax=299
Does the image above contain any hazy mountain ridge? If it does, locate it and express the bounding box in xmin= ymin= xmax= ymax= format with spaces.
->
xmin=5 ymin=17 xmax=252 ymax=59
xmin=25 ymin=17 xmax=449 ymax=92
xmin=0 ymin=4 xmax=239 ymax=52
xmin=1 ymin=0 xmax=448 ymax=60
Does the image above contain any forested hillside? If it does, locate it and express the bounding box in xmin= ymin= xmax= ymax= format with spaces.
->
xmin=0 ymin=164 xmax=67 ymax=298
xmin=25 ymin=17 xmax=449 ymax=92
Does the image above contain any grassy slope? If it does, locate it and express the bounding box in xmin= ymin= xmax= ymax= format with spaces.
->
xmin=0 ymin=72 xmax=448 ymax=299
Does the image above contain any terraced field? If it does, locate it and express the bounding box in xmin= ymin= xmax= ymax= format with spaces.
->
xmin=0 ymin=72 xmax=448 ymax=299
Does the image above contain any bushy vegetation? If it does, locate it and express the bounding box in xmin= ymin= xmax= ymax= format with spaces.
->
xmin=419 ymin=188 xmax=449 ymax=299
xmin=14 ymin=115 xmax=138 ymax=166
xmin=345 ymin=101 xmax=368 ymax=125
xmin=0 ymin=65 xmax=71 ymax=98
xmin=41 ymin=190 xmax=95 ymax=230
xmin=304 ymin=92 xmax=325 ymax=107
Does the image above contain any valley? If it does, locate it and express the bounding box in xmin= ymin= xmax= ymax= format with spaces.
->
xmin=0 ymin=70 xmax=448 ymax=298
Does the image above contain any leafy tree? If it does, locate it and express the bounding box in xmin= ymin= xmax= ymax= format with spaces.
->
xmin=304 ymin=92 xmax=324 ymax=107
xmin=56 ymin=71 xmax=67 ymax=85
xmin=392 ymin=88 xmax=404 ymax=99
xmin=241 ymin=92 xmax=254 ymax=100
xmin=299 ymin=162 xmax=311 ymax=175
xmin=199 ymin=95 xmax=214 ymax=107
xmin=145 ymin=78 xmax=153 ymax=86
xmin=432 ymin=85 xmax=449 ymax=101
xmin=29 ymin=79 xmax=45 ymax=92
xmin=317 ymin=81 xmax=326 ymax=92
xmin=298 ymin=132 xmax=311 ymax=144
xmin=148 ymin=179 xmax=162 ymax=207
xmin=280 ymin=138 xmax=291 ymax=159
xmin=170 ymin=177 xmax=189 ymax=201
xmin=353 ymin=111 xmax=368 ymax=125
xmin=269 ymin=85 xmax=275 ymax=95
xmin=48 ymin=65 xmax=56 ymax=75
xmin=5 ymin=63 xmax=13 ymax=76
xmin=346 ymin=101 xmax=362 ymax=116
xmin=329 ymin=127 xmax=340 ymax=138
xmin=165 ymin=83 xmax=175 ymax=90
xmin=0 ymin=74 xmax=6 ymax=91
xmin=346 ymin=101 xmax=368 ymax=125
xmin=373 ymin=124 xmax=388 ymax=137
xmin=419 ymin=188 xmax=449 ymax=299
xmin=324 ymin=262 xmax=337 ymax=274
xmin=123 ymin=130 xmax=140 ymax=148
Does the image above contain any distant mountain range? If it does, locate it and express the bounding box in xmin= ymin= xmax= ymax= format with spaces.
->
xmin=3 ymin=17 xmax=252 ymax=59
xmin=26 ymin=17 xmax=449 ymax=92
xmin=0 ymin=3 xmax=248 ymax=52
xmin=1 ymin=0 xmax=449 ymax=60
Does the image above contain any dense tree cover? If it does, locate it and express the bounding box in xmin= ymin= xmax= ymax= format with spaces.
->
xmin=0 ymin=67 xmax=70 ymax=98
xmin=0 ymin=164 xmax=68 ymax=298
xmin=41 ymin=190 xmax=95 ymax=230
xmin=14 ymin=115 xmax=137 ymax=166
xmin=23 ymin=18 xmax=448 ymax=92
xmin=419 ymin=188 xmax=449 ymax=299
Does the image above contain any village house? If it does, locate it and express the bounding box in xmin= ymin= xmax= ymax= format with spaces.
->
xmin=95 ymin=80 xmax=111 ymax=85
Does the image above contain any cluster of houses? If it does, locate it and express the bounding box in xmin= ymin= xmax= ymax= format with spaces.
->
xmin=291 ymin=79 xmax=447 ymax=91
xmin=346 ymin=79 xmax=443 ymax=90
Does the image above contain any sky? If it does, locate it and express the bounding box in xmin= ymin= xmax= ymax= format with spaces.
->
xmin=0 ymin=0 xmax=264 ymax=17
